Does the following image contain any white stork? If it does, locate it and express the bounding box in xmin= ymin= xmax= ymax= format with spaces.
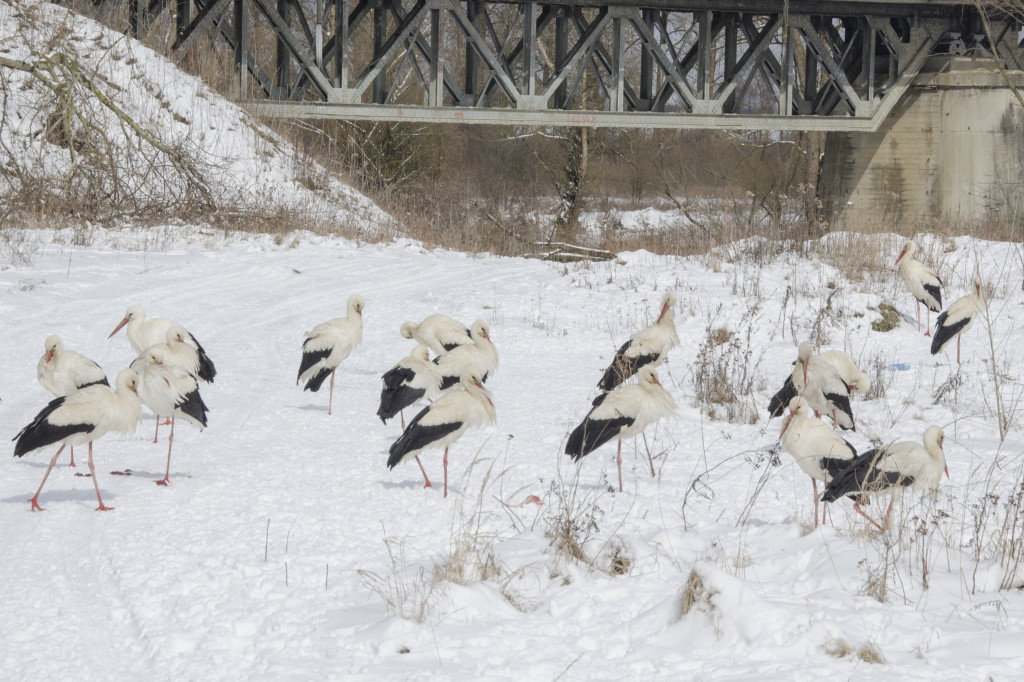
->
xmin=164 ymin=325 xmax=217 ymax=384
xmin=400 ymin=314 xmax=472 ymax=357
xmin=297 ymin=294 xmax=364 ymax=415
xmin=598 ymin=290 xmax=680 ymax=391
xmin=822 ymin=425 xmax=948 ymax=531
xmin=791 ymin=342 xmax=855 ymax=430
xmin=387 ymin=372 xmax=496 ymax=498
xmin=779 ymin=396 xmax=857 ymax=527
xmin=36 ymin=335 xmax=109 ymax=467
xmin=768 ymin=349 xmax=869 ymax=419
xmin=377 ymin=346 xmax=443 ymax=488
xmin=433 ymin=320 xmax=499 ymax=390
xmin=109 ymin=306 xmax=215 ymax=431
xmin=895 ymin=240 xmax=943 ymax=335
xmin=13 ymin=368 xmax=142 ymax=511
xmin=131 ymin=348 xmax=209 ymax=487
xmin=566 ymin=366 xmax=677 ymax=492
xmin=931 ymin=277 xmax=987 ymax=364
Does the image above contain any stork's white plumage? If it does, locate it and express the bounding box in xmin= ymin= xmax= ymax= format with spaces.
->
xmin=387 ymin=372 xmax=496 ymax=497
xmin=779 ymin=396 xmax=857 ymax=526
xmin=13 ymin=369 xmax=142 ymax=511
xmin=895 ymin=240 xmax=943 ymax=335
xmin=767 ymin=349 xmax=869 ymax=419
xmin=164 ymin=325 xmax=217 ymax=383
xmin=566 ymin=366 xmax=677 ymax=492
xmin=822 ymin=426 xmax=948 ymax=531
xmin=598 ymin=290 xmax=680 ymax=391
xmin=792 ymin=342 xmax=855 ymax=430
xmin=931 ymin=277 xmax=987 ymax=364
xmin=400 ymin=314 xmax=472 ymax=357
xmin=378 ymin=346 xmax=443 ymax=426
xmin=433 ymin=320 xmax=499 ymax=390
xmin=132 ymin=347 xmax=209 ymax=486
xmin=37 ymin=335 xmax=109 ymax=467
xmin=297 ymin=294 xmax=364 ymax=415
xmin=109 ymin=305 xmax=189 ymax=354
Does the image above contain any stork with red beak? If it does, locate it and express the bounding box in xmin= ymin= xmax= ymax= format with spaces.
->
xmin=931 ymin=277 xmax=987 ymax=364
xmin=895 ymin=240 xmax=943 ymax=335
xmin=822 ymin=426 xmax=949 ymax=531
xmin=36 ymin=335 xmax=109 ymax=466
xmin=598 ymin=290 xmax=680 ymax=392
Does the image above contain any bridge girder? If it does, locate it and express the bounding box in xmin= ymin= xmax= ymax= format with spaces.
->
xmin=131 ymin=0 xmax=1023 ymax=130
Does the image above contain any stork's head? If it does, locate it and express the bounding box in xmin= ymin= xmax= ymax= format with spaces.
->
xmin=348 ymin=294 xmax=365 ymax=316
xmin=780 ymin=396 xmax=810 ymax=438
xmin=638 ymin=366 xmax=661 ymax=386
xmin=400 ymin=321 xmax=416 ymax=339
xmin=470 ymin=320 xmax=491 ymax=342
xmin=43 ymin=334 xmax=62 ymax=363
xmin=925 ymin=425 xmax=949 ymax=479
xmin=117 ymin=368 xmax=140 ymax=394
xmin=411 ymin=345 xmax=430 ymax=362
xmin=796 ymin=342 xmax=813 ymax=384
xmin=166 ymin=325 xmax=188 ymax=344
xmin=894 ymin=240 xmax=916 ymax=266
xmin=657 ymin=290 xmax=679 ymax=322
xmin=109 ymin=305 xmax=144 ymax=339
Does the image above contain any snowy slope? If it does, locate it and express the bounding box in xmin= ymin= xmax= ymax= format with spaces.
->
xmin=0 ymin=0 xmax=390 ymax=235
xmin=1 ymin=227 xmax=1023 ymax=679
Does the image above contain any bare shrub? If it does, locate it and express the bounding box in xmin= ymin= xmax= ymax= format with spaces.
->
xmin=358 ymin=529 xmax=441 ymax=623
xmin=691 ymin=302 xmax=765 ymax=423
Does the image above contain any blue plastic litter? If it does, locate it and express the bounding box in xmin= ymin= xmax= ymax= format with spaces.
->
xmin=889 ymin=363 xmax=911 ymax=371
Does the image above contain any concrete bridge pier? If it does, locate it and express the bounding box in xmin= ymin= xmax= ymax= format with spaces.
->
xmin=821 ymin=56 xmax=1024 ymax=226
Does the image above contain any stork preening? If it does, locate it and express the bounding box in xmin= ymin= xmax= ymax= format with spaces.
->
xmin=400 ymin=314 xmax=472 ymax=357
xmin=598 ymin=290 xmax=680 ymax=392
xmin=931 ymin=277 xmax=987 ymax=364
xmin=13 ymin=369 xmax=142 ymax=511
xmin=433 ymin=320 xmax=499 ymax=390
xmin=566 ymin=366 xmax=677 ymax=492
xmin=387 ymin=372 xmax=496 ymax=497
xmin=37 ymin=335 xmax=109 ymax=467
xmin=297 ymin=294 xmax=364 ymax=415
xmin=164 ymin=325 xmax=217 ymax=384
xmin=822 ymin=426 xmax=948 ymax=531
xmin=790 ymin=342 xmax=855 ymax=430
xmin=132 ymin=348 xmax=209 ymax=486
xmin=378 ymin=345 xmax=443 ymax=487
xmin=768 ymin=349 xmax=869 ymax=419
xmin=895 ymin=240 xmax=943 ymax=335
xmin=779 ymin=397 xmax=857 ymax=527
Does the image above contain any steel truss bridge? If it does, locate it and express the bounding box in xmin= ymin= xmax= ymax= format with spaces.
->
xmin=132 ymin=0 xmax=1023 ymax=130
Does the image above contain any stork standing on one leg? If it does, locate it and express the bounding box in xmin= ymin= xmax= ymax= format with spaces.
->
xmin=822 ymin=426 xmax=948 ymax=531
xmin=297 ymin=294 xmax=364 ymax=415
xmin=378 ymin=345 xmax=443 ymax=487
xmin=895 ymin=240 xmax=943 ymax=335
xmin=13 ymin=369 xmax=141 ymax=511
xmin=779 ymin=397 xmax=857 ymax=527
xmin=931 ymin=277 xmax=986 ymax=364
xmin=598 ymin=290 xmax=680 ymax=392
xmin=36 ymin=335 xmax=109 ymax=467
xmin=387 ymin=372 xmax=496 ymax=498
xmin=566 ymin=366 xmax=677 ymax=492
xmin=131 ymin=348 xmax=209 ymax=486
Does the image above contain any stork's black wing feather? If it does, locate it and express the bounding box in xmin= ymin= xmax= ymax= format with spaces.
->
xmin=767 ymin=377 xmax=797 ymax=418
xmin=930 ymin=311 xmax=970 ymax=355
xmin=565 ymin=415 xmax=634 ymax=460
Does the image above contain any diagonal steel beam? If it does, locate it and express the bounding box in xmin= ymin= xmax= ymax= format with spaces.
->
xmin=250 ymin=0 xmax=336 ymax=98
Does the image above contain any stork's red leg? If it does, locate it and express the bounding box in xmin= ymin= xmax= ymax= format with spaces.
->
xmin=416 ymin=456 xmax=432 ymax=488
xmin=69 ymin=445 xmax=76 ymax=468
xmin=812 ymin=478 xmax=819 ymax=528
xmin=957 ymin=334 xmax=962 ymax=364
xmin=156 ymin=416 xmax=174 ymax=486
xmin=443 ymin=447 xmax=449 ymax=498
xmin=915 ymin=300 xmax=921 ymax=333
xmin=328 ymin=368 xmax=336 ymax=415
xmin=925 ymin=306 xmax=932 ymax=337
xmin=89 ymin=443 xmax=113 ymax=511
xmin=853 ymin=497 xmax=883 ymax=530
xmin=400 ymin=410 xmax=406 ymax=431
xmin=29 ymin=444 xmax=65 ymax=511
xmin=154 ymin=414 xmax=161 ymax=443
xmin=616 ymin=440 xmax=623 ymax=493
xmin=882 ymin=494 xmax=896 ymax=530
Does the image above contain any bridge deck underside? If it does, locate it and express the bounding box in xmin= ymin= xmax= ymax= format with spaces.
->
xmin=135 ymin=0 xmax=1022 ymax=130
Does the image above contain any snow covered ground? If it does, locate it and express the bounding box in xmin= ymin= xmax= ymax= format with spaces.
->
xmin=1 ymin=227 xmax=1023 ymax=679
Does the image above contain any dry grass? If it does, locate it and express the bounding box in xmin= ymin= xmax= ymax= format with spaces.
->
xmin=823 ymin=636 xmax=886 ymax=664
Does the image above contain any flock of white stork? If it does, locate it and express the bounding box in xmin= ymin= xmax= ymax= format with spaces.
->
xmin=10 ymin=239 xmax=988 ymax=529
